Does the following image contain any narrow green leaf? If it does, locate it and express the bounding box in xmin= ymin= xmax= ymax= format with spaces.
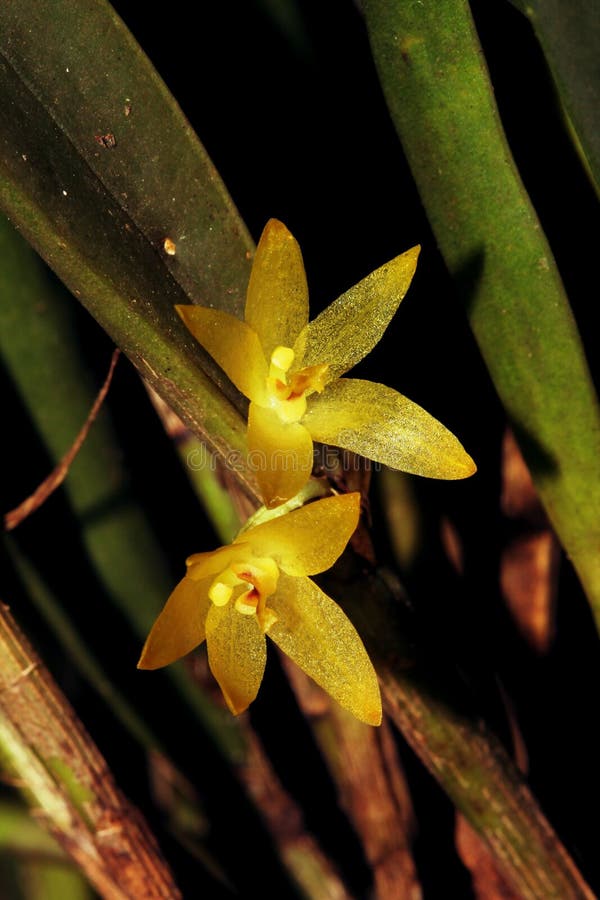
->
xmin=365 ymin=0 xmax=600 ymax=627
xmin=509 ymin=0 xmax=600 ymax=193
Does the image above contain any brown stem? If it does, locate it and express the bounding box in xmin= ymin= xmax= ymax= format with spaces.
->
xmin=239 ymin=727 xmax=352 ymax=900
xmin=282 ymin=659 xmax=422 ymax=900
xmin=188 ymin=654 xmax=351 ymax=899
xmin=330 ymin=557 xmax=594 ymax=900
xmin=0 ymin=600 xmax=181 ymax=900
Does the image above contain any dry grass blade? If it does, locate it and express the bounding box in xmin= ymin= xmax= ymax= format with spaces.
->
xmin=4 ymin=349 xmax=120 ymax=532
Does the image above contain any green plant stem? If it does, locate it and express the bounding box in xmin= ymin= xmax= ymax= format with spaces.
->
xmin=364 ymin=0 xmax=600 ymax=626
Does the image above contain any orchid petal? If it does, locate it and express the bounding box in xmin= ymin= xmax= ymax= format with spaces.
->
xmin=242 ymin=493 xmax=360 ymax=576
xmin=206 ymin=601 xmax=266 ymax=715
xmin=293 ymin=246 xmax=420 ymax=378
xmin=245 ymin=219 xmax=309 ymax=359
xmin=247 ymin=402 xmax=314 ymax=508
xmin=268 ymin=574 xmax=382 ymax=726
xmin=303 ymin=378 xmax=476 ymax=479
xmin=185 ymin=544 xmax=245 ymax=577
xmin=137 ymin=574 xmax=212 ymax=670
xmin=176 ymin=305 xmax=268 ymax=403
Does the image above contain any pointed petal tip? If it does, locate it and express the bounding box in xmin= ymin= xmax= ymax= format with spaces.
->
xmin=216 ymin=677 xmax=257 ymax=716
xmin=262 ymin=217 xmax=292 ymax=238
xmin=426 ymin=456 xmax=477 ymax=481
xmin=365 ymin=705 xmax=383 ymax=727
xmin=136 ymin=648 xmax=159 ymax=671
xmin=174 ymin=303 xmax=192 ymax=321
xmin=465 ymin=456 xmax=477 ymax=477
xmin=351 ymin=682 xmax=382 ymax=726
xmin=137 ymin=636 xmax=182 ymax=670
xmin=222 ymin=689 xmax=251 ymax=716
xmin=393 ymin=242 xmax=421 ymax=271
xmin=174 ymin=303 xmax=198 ymax=328
xmin=450 ymin=452 xmax=477 ymax=480
xmin=337 ymin=683 xmax=382 ymax=726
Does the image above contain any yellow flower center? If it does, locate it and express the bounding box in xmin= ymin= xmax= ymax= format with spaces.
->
xmin=266 ymin=346 xmax=329 ymax=424
xmin=208 ymin=554 xmax=279 ymax=631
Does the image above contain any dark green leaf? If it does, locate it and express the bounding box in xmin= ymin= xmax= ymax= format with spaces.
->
xmin=365 ymin=0 xmax=600 ymax=628
xmin=0 ymin=0 xmax=258 ymax=498
xmin=509 ymin=0 xmax=600 ymax=193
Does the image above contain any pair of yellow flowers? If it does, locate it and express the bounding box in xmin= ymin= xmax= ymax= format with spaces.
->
xmin=139 ymin=220 xmax=475 ymax=725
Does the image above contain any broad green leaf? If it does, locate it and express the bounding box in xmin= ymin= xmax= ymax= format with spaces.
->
xmin=365 ymin=0 xmax=600 ymax=629
xmin=0 ymin=0 xmax=257 ymax=498
xmin=509 ymin=0 xmax=600 ymax=194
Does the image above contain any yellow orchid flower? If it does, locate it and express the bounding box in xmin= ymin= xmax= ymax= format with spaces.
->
xmin=138 ymin=493 xmax=382 ymax=726
xmin=178 ymin=219 xmax=476 ymax=508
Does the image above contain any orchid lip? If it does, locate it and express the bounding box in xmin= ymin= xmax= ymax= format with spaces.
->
xmin=265 ymin=345 xmax=329 ymax=424
xmin=208 ymin=554 xmax=279 ymax=624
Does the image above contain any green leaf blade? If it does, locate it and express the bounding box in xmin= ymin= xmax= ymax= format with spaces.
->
xmin=509 ymin=0 xmax=600 ymax=193
xmin=365 ymin=0 xmax=600 ymax=626
xmin=0 ymin=0 xmax=258 ymax=498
